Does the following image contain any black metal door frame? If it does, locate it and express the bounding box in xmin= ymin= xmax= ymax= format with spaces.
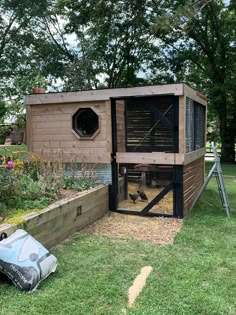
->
xmin=109 ymin=96 xmax=183 ymax=218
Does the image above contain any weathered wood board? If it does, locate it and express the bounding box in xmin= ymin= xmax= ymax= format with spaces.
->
xmin=0 ymin=185 xmax=108 ymax=249
xmin=28 ymin=101 xmax=111 ymax=163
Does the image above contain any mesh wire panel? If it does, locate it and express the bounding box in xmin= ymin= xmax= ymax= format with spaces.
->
xmin=195 ymin=103 xmax=205 ymax=149
xmin=185 ymin=97 xmax=194 ymax=152
xmin=185 ymin=97 xmax=205 ymax=152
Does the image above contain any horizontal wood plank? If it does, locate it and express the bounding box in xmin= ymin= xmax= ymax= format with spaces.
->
xmin=0 ymin=185 xmax=108 ymax=249
xmin=116 ymin=152 xmax=184 ymax=165
xmin=183 ymin=156 xmax=204 ymax=214
xmin=25 ymin=84 xmax=184 ymax=105
xmin=184 ymin=147 xmax=206 ymax=165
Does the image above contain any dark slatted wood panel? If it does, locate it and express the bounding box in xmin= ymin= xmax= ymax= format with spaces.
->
xmin=183 ymin=156 xmax=205 ymax=214
xmin=125 ymin=96 xmax=176 ymax=153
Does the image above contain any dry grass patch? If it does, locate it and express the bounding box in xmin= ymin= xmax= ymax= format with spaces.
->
xmin=81 ymin=211 xmax=182 ymax=244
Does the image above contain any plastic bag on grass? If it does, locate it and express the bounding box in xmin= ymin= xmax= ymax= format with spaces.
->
xmin=0 ymin=229 xmax=57 ymax=292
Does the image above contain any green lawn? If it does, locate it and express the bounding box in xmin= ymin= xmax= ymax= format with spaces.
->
xmin=0 ymin=162 xmax=236 ymax=315
xmin=0 ymin=144 xmax=28 ymax=160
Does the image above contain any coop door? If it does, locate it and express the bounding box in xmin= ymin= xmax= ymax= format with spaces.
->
xmin=117 ymin=164 xmax=174 ymax=216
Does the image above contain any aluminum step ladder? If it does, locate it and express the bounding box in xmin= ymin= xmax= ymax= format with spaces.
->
xmin=211 ymin=143 xmax=231 ymax=218
xmin=191 ymin=143 xmax=231 ymax=218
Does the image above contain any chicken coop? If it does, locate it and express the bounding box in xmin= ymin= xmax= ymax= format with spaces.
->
xmin=25 ymin=83 xmax=207 ymax=218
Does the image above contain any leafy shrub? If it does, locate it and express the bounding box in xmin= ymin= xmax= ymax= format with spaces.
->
xmin=0 ymin=152 xmax=62 ymax=214
xmin=0 ymin=169 xmax=52 ymax=211
xmin=0 ymin=151 xmax=98 ymax=219
xmin=62 ymin=162 xmax=97 ymax=191
xmin=62 ymin=175 xmax=96 ymax=191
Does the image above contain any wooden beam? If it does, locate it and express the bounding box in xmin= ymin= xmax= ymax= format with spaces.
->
xmin=26 ymin=105 xmax=33 ymax=151
xmin=196 ymin=91 xmax=208 ymax=101
xmin=183 ymin=84 xmax=207 ymax=106
xmin=116 ymin=152 xmax=184 ymax=165
xmin=178 ymin=96 xmax=185 ymax=155
xmin=25 ymin=84 xmax=184 ymax=105
xmin=184 ymin=147 xmax=206 ymax=165
xmin=105 ymin=100 xmax=112 ymax=152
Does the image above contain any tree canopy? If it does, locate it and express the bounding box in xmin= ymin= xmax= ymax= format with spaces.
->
xmin=152 ymin=0 xmax=236 ymax=162
xmin=0 ymin=0 xmax=235 ymax=161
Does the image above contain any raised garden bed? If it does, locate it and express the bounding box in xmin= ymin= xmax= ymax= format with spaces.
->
xmin=0 ymin=185 xmax=108 ymax=249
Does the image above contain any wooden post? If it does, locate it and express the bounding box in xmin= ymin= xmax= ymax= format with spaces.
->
xmin=173 ymin=165 xmax=184 ymax=218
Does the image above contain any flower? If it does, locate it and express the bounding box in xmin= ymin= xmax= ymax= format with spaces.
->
xmin=14 ymin=159 xmax=24 ymax=168
xmin=6 ymin=160 xmax=15 ymax=170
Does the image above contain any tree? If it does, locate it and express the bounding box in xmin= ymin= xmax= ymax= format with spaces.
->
xmin=57 ymin=0 xmax=166 ymax=89
xmin=0 ymin=101 xmax=7 ymax=122
xmin=0 ymin=0 xmax=76 ymax=125
xmin=153 ymin=0 xmax=236 ymax=162
xmin=0 ymin=0 xmax=49 ymax=78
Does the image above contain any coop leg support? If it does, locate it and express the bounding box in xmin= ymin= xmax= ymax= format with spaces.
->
xmin=174 ymin=166 xmax=184 ymax=218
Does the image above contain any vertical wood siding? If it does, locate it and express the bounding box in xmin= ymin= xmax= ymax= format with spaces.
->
xmin=116 ymin=100 xmax=126 ymax=152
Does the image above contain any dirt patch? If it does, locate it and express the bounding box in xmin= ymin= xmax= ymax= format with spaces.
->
xmin=81 ymin=211 xmax=183 ymax=245
xmin=128 ymin=266 xmax=153 ymax=307
xmin=58 ymin=188 xmax=79 ymax=199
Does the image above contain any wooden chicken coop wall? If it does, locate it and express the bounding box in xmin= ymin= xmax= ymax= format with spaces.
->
xmin=116 ymin=100 xmax=126 ymax=152
xmin=27 ymin=101 xmax=112 ymax=163
xmin=183 ymin=156 xmax=205 ymax=214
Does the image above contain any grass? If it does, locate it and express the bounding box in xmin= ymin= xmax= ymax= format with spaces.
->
xmin=0 ymin=144 xmax=28 ymax=160
xmin=0 ymin=162 xmax=235 ymax=315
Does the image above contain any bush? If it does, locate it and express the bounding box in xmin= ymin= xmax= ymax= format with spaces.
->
xmin=62 ymin=162 xmax=97 ymax=191
xmin=0 ymin=152 xmax=98 ymax=218
xmin=62 ymin=175 xmax=96 ymax=191
xmin=0 ymin=168 xmax=53 ymax=211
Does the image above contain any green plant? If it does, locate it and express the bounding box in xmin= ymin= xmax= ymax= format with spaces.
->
xmin=0 ymin=149 xmax=99 ymax=221
xmin=62 ymin=162 xmax=97 ymax=191
xmin=15 ymin=113 xmax=26 ymax=129
xmin=0 ymin=169 xmax=18 ymax=206
xmin=0 ymin=101 xmax=7 ymax=121
xmin=0 ymin=125 xmax=12 ymax=138
xmin=0 ymin=153 xmax=63 ymax=214
xmin=0 ymin=169 xmax=50 ymax=210
xmin=33 ymin=73 xmax=47 ymax=88
xmin=61 ymin=175 xmax=96 ymax=191
xmin=0 ymin=145 xmax=27 ymax=160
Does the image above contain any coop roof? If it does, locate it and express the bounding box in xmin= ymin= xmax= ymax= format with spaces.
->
xmin=25 ymin=83 xmax=207 ymax=106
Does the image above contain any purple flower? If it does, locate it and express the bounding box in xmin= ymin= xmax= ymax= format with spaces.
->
xmin=6 ymin=160 xmax=15 ymax=169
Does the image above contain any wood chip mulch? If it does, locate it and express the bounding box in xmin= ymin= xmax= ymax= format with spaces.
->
xmin=80 ymin=211 xmax=183 ymax=245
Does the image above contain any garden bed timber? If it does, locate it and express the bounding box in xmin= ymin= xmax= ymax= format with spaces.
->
xmin=0 ymin=185 xmax=108 ymax=249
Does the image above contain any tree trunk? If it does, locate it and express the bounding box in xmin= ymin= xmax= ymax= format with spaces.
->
xmin=220 ymin=125 xmax=236 ymax=163
xmin=212 ymin=83 xmax=235 ymax=163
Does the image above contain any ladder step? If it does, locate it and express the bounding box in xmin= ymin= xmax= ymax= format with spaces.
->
xmin=210 ymin=143 xmax=231 ymax=218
